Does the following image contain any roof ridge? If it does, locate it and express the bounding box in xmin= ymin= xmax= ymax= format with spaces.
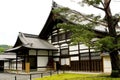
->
xmin=18 ymin=32 xmax=30 ymax=45
xmin=19 ymin=32 xmax=39 ymax=38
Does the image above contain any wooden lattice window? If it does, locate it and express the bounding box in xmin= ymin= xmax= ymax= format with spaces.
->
xmin=66 ymin=31 xmax=72 ymax=39
xmin=59 ymin=33 xmax=66 ymax=41
xmin=52 ymin=35 xmax=58 ymax=42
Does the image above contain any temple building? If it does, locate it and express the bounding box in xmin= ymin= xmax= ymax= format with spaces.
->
xmin=4 ymin=2 xmax=113 ymax=73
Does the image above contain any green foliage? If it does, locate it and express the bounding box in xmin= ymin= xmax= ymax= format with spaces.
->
xmin=0 ymin=47 xmax=5 ymax=53
xmin=52 ymin=7 xmax=69 ymax=15
xmin=57 ymin=22 xmax=96 ymax=46
xmin=82 ymin=0 xmax=101 ymax=6
xmin=52 ymin=0 xmax=120 ymax=53
xmin=53 ymin=0 xmax=120 ymax=77
xmin=0 ymin=45 xmax=12 ymax=53
xmin=93 ymin=37 xmax=116 ymax=52
xmin=57 ymin=21 xmax=120 ymax=52
xmin=0 ymin=45 xmax=11 ymax=49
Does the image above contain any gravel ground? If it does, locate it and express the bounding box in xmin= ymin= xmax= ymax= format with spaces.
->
xmin=0 ymin=71 xmax=57 ymax=80
xmin=0 ymin=73 xmax=30 ymax=80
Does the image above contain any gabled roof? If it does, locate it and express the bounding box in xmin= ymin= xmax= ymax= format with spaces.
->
xmin=6 ymin=32 xmax=57 ymax=52
xmin=39 ymin=12 xmax=55 ymax=40
xmin=39 ymin=9 xmax=108 ymax=40
xmin=19 ymin=32 xmax=57 ymax=50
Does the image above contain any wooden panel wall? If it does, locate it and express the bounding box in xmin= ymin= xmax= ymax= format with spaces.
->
xmin=50 ymin=28 xmax=103 ymax=72
xmin=70 ymin=59 xmax=103 ymax=72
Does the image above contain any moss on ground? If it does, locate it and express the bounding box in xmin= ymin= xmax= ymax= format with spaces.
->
xmin=33 ymin=73 xmax=120 ymax=80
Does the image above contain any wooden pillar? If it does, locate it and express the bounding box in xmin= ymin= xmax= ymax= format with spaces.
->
xmin=23 ymin=53 xmax=26 ymax=70
xmin=36 ymin=50 xmax=38 ymax=70
xmin=78 ymin=43 xmax=81 ymax=71
xmin=27 ymin=52 xmax=29 ymax=62
xmin=25 ymin=50 xmax=30 ymax=73
xmin=68 ymin=43 xmax=70 ymax=66
xmin=88 ymin=46 xmax=92 ymax=71
xmin=16 ymin=52 xmax=18 ymax=72
xmin=78 ymin=43 xmax=81 ymax=61
xmin=48 ymin=50 xmax=50 ymax=57
xmin=9 ymin=60 xmax=11 ymax=70
xmin=59 ymin=44 xmax=61 ymax=64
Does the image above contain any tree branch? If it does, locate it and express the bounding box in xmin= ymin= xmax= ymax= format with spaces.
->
xmin=100 ymin=1 xmax=105 ymax=8
xmin=104 ymin=0 xmax=111 ymax=9
xmin=70 ymin=10 xmax=107 ymax=27
xmin=104 ymin=0 xmax=112 ymax=21
xmin=92 ymin=5 xmax=104 ymax=11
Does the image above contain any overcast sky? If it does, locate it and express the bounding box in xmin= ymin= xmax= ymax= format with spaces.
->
xmin=0 ymin=0 xmax=120 ymax=45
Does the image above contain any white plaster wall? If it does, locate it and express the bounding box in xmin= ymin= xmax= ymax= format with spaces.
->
xmin=61 ymin=43 xmax=68 ymax=48
xmin=4 ymin=62 xmax=9 ymax=69
xmin=17 ymin=62 xmax=22 ymax=70
xmin=80 ymin=44 xmax=88 ymax=49
xmin=29 ymin=50 xmax=36 ymax=55
xmin=4 ymin=61 xmax=22 ymax=70
xmin=0 ymin=54 xmax=16 ymax=59
xmin=54 ymin=58 xmax=59 ymax=61
xmin=103 ymin=56 xmax=112 ymax=73
xmin=61 ymin=58 xmax=70 ymax=65
xmin=71 ymin=56 xmax=79 ymax=61
xmin=53 ymin=53 xmax=60 ymax=56
xmin=80 ymin=50 xmax=89 ymax=53
xmin=10 ymin=62 xmax=22 ymax=70
xmin=54 ymin=45 xmax=59 ymax=48
xmin=69 ymin=45 xmax=78 ymax=51
xmin=37 ymin=57 xmax=48 ymax=71
xmin=90 ymin=49 xmax=95 ymax=52
xmin=59 ymin=40 xmax=66 ymax=44
xmin=70 ymin=51 xmax=78 ymax=55
xmin=38 ymin=50 xmax=48 ymax=55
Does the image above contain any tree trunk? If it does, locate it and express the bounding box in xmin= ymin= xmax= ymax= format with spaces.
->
xmin=109 ymin=50 xmax=120 ymax=77
xmin=103 ymin=0 xmax=120 ymax=77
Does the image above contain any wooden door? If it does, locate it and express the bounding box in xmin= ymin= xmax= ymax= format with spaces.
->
xmin=0 ymin=61 xmax=4 ymax=72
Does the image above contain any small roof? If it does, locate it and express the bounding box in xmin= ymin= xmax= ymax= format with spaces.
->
xmin=0 ymin=58 xmax=8 ymax=61
xmin=0 ymin=53 xmax=16 ymax=61
xmin=19 ymin=32 xmax=57 ymax=50
xmin=0 ymin=53 xmax=16 ymax=59
xmin=6 ymin=32 xmax=57 ymax=52
xmin=6 ymin=46 xmax=22 ymax=52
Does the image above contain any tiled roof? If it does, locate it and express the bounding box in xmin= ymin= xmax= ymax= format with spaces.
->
xmin=6 ymin=32 xmax=57 ymax=52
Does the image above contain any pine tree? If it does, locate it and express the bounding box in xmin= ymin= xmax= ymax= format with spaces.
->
xmin=53 ymin=0 xmax=120 ymax=77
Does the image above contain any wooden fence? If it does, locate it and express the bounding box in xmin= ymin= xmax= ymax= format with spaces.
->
xmin=62 ymin=59 xmax=103 ymax=72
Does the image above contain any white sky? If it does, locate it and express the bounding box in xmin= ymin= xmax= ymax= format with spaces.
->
xmin=0 ymin=0 xmax=120 ymax=45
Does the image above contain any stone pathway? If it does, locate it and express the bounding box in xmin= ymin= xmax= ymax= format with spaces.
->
xmin=0 ymin=73 xmax=30 ymax=80
xmin=0 ymin=71 xmax=57 ymax=80
xmin=0 ymin=71 xmax=102 ymax=80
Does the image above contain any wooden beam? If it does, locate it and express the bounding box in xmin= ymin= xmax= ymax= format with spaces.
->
xmin=16 ymin=52 xmax=18 ymax=72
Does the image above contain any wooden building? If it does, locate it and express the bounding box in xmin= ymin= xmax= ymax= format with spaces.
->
xmin=6 ymin=32 xmax=57 ymax=72
xmin=38 ymin=10 xmax=109 ymax=72
xmin=6 ymin=3 xmax=113 ymax=73
xmin=0 ymin=53 xmax=17 ymax=72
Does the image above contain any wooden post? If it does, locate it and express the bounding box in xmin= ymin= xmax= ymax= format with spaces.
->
xmin=30 ymin=74 xmax=32 ymax=80
xmin=78 ymin=43 xmax=81 ymax=71
xmin=9 ymin=60 xmax=11 ymax=72
xmin=16 ymin=52 xmax=18 ymax=74
xmin=15 ymin=76 xmax=17 ymax=80
xmin=88 ymin=46 xmax=92 ymax=71
xmin=25 ymin=62 xmax=30 ymax=73
xmin=40 ymin=73 xmax=43 ymax=78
